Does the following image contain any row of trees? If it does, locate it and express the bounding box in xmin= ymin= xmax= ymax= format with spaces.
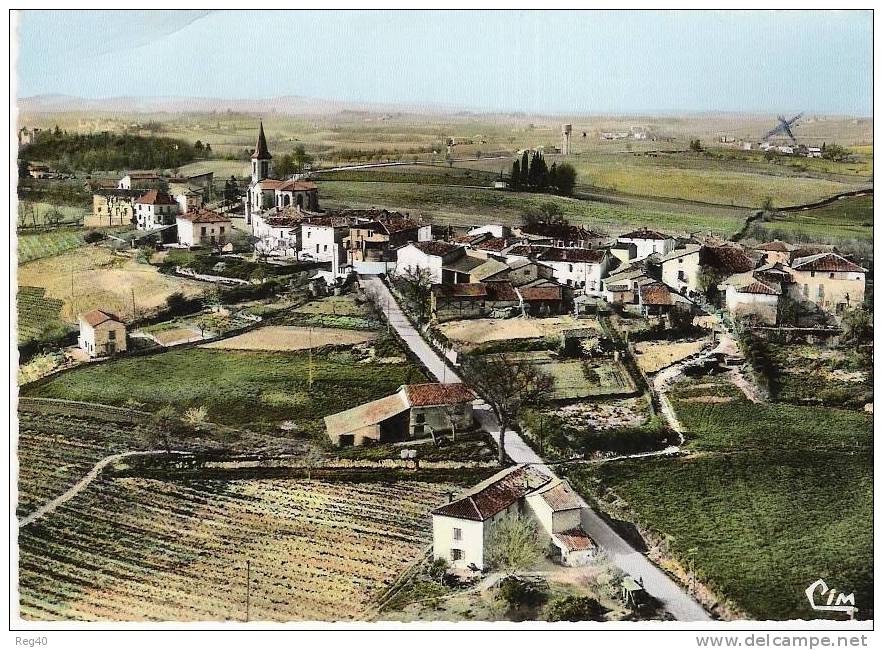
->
xmin=509 ymin=151 xmax=577 ymax=196
xmin=19 ymin=128 xmax=202 ymax=174
xmin=273 ymin=144 xmax=315 ymax=177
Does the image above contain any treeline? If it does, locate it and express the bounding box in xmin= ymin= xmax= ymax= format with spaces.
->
xmin=19 ymin=128 xmax=201 ymax=173
xmin=509 ymin=151 xmax=577 ymax=196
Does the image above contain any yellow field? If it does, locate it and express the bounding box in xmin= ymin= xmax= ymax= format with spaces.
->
xmin=633 ymin=340 xmax=708 ymax=374
xmin=201 ymin=325 xmax=377 ymax=351
xmin=17 ymin=246 xmax=204 ymax=323
xmin=438 ymin=316 xmax=598 ymax=346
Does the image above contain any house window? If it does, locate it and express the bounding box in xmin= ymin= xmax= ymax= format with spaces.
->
xmin=817 ymin=285 xmax=824 ymax=300
xmin=201 ymin=227 xmax=207 ymax=236
xmin=802 ymin=284 xmax=808 ymax=297
xmin=829 ymin=273 xmax=835 ymax=279
xmin=451 ymin=549 xmax=463 ymax=562
xmin=108 ymin=330 xmax=116 ymax=340
xmin=811 ymin=271 xmax=816 ymax=278
xmin=678 ymin=270 xmax=686 ymax=282
xmin=415 ymin=413 xmax=426 ymax=424
xmin=220 ymin=227 xmax=225 ymax=234
xmin=453 ymin=528 xmax=462 ymax=541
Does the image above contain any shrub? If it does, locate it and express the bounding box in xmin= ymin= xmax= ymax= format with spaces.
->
xmin=498 ymin=576 xmax=547 ymax=608
xmin=544 ymin=595 xmax=608 ymax=622
xmin=83 ymin=230 xmax=105 ymax=244
xmin=183 ymin=405 xmax=208 ymax=425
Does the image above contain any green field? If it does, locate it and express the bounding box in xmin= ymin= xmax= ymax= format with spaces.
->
xmin=567 ymin=381 xmax=872 ymax=620
xmin=318 ymin=180 xmax=748 ymax=235
xmin=24 ymin=347 xmax=427 ymax=433
xmin=750 ymin=194 xmax=873 ymax=245
xmin=17 ymin=202 xmax=87 ymax=228
xmin=17 ymin=229 xmax=87 ymax=264
xmin=456 ymin=151 xmax=864 ymax=209
xmin=17 ymin=286 xmax=67 ymax=344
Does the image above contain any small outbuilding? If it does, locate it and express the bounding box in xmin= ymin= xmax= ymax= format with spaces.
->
xmin=78 ymin=309 xmax=126 ymax=358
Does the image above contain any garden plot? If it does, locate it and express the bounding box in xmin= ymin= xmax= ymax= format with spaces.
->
xmin=547 ymin=397 xmax=650 ymax=431
xmin=19 ymin=478 xmax=456 ymax=621
xmin=633 ymin=340 xmax=709 ymax=374
xmin=439 ymin=316 xmax=600 ymax=349
xmin=202 ymin=326 xmax=377 ymax=351
xmin=504 ymin=351 xmax=635 ymax=400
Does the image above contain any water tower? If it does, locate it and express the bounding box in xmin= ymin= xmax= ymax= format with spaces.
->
xmin=562 ymin=124 xmax=572 ymax=155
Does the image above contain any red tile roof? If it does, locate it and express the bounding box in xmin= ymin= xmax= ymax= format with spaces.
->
xmin=473 ymin=237 xmax=510 ymax=252
xmin=538 ymin=481 xmax=583 ymax=511
xmin=411 ymin=241 xmax=463 ymax=257
xmin=81 ymin=309 xmax=122 ymax=327
xmin=404 ymin=383 xmax=476 ymax=407
xmin=506 ymin=244 xmax=550 ymax=258
xmin=639 ymin=282 xmax=674 ymax=306
xmin=433 ymin=466 xmax=551 ymax=521
xmin=486 ymin=281 xmax=519 ymax=302
xmin=522 ymin=222 xmax=605 ymax=241
xmin=554 ymin=527 xmax=596 ymax=552
xmin=755 ymin=240 xmax=794 ymax=252
xmin=258 ymin=179 xmax=286 ymax=190
xmin=735 ymin=281 xmax=780 ymax=296
xmin=179 ymin=209 xmax=231 ymax=224
xmin=620 ymin=227 xmax=670 ymax=240
xmin=519 ymin=286 xmax=563 ymax=301
xmin=791 ymin=252 xmax=866 ymax=273
xmin=135 ymin=189 xmax=177 ymax=205
xmin=539 ymin=247 xmax=607 ymax=263
xmin=276 ymin=179 xmax=318 ymax=192
xmin=431 ymin=283 xmax=489 ymax=299
xmin=699 ymin=245 xmax=755 ymax=274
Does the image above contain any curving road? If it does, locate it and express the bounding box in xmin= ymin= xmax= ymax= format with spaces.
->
xmin=359 ymin=275 xmax=711 ymax=621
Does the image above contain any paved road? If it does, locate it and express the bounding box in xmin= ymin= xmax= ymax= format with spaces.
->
xmin=360 ymin=275 xmax=711 ymax=621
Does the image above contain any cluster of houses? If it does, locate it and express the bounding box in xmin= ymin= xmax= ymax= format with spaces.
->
xmin=86 ymin=170 xmax=231 ymax=248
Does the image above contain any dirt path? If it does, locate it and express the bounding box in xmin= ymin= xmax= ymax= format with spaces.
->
xmin=18 ymin=450 xmax=189 ymax=528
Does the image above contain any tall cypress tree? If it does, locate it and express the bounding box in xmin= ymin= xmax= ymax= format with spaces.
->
xmin=520 ymin=150 xmax=530 ymax=187
xmin=510 ymin=159 xmax=520 ymax=189
xmin=548 ymin=162 xmax=558 ymax=192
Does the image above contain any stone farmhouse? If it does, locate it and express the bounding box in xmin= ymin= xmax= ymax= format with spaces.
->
xmin=432 ymin=465 xmax=596 ymax=571
xmin=176 ymin=209 xmax=232 ymax=248
xmin=86 ymin=188 xmax=141 ymax=227
xmin=514 ymin=222 xmax=608 ymax=249
xmin=324 ymin=383 xmax=476 ymax=447
xmin=617 ymin=228 xmax=677 ymax=260
xmin=78 ymin=309 xmax=126 ymax=358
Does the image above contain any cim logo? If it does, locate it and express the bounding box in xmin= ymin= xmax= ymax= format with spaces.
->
xmin=805 ymin=579 xmax=858 ymax=618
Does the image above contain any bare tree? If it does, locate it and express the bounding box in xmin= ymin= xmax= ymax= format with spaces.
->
xmin=461 ymin=353 xmax=553 ymax=465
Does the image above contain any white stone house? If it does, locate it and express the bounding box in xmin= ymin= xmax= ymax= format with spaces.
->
xmin=252 ymin=213 xmax=301 ymax=257
xmin=537 ymin=247 xmax=610 ymax=294
xmin=118 ymin=172 xmax=161 ymax=190
xmin=432 ymin=465 xmax=595 ymax=571
xmin=617 ymin=228 xmax=676 ymax=260
xmin=301 ymin=217 xmax=352 ymax=263
xmin=395 ymin=241 xmax=465 ymax=284
xmin=724 ymin=279 xmax=782 ymax=325
xmin=78 ymin=309 xmax=126 ymax=358
xmin=176 ymin=209 xmax=232 ymax=247
xmin=660 ymin=244 xmax=702 ymax=297
xmin=134 ymin=189 xmax=180 ymax=231
xmin=789 ymin=252 xmax=866 ymax=315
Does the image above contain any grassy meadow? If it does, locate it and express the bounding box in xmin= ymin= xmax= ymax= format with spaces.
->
xmin=567 ymin=379 xmax=872 ymax=620
xmin=17 ymin=228 xmax=87 ymax=264
xmin=750 ymin=194 xmax=873 ymax=245
xmin=24 ymin=347 xmax=427 ymax=433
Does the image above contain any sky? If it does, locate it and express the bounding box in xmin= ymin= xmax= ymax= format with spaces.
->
xmin=14 ymin=9 xmax=874 ymax=115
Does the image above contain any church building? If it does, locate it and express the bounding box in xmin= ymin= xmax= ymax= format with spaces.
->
xmin=245 ymin=122 xmax=319 ymax=224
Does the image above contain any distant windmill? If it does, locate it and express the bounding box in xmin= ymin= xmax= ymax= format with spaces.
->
xmin=763 ymin=113 xmax=803 ymax=143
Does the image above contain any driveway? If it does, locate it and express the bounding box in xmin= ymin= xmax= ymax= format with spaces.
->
xmin=360 ymin=274 xmax=711 ymax=621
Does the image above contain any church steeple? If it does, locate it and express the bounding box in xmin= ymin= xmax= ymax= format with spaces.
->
xmin=251 ymin=121 xmax=272 ymax=183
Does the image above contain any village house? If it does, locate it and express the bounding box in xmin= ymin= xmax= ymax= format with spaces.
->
xmin=169 ymin=184 xmax=204 ymax=214
xmin=345 ymin=210 xmax=422 ymax=268
xmin=78 ymin=309 xmax=127 ymax=358
xmin=253 ymin=214 xmax=302 ymax=258
xmin=118 ymin=172 xmax=163 ymax=191
xmin=609 ymin=241 xmax=638 ymax=265
xmin=430 ymin=282 xmax=516 ymax=322
xmin=754 ymin=240 xmax=795 ymax=266
xmin=602 ymin=263 xmax=657 ymax=306
xmin=86 ymin=188 xmax=141 ymax=227
xmin=134 ymin=189 xmax=180 ymax=231
xmin=789 ymin=252 xmax=866 ymax=315
xmin=396 ymin=241 xmax=465 ymax=284
xmin=515 ymin=222 xmax=607 ymax=249
xmin=536 ymin=247 xmax=611 ymax=294
xmin=617 ymin=228 xmax=676 ymax=260
xmin=176 ymin=209 xmax=232 ymax=248
xmin=301 ymin=214 xmax=357 ymax=264
xmin=724 ymin=276 xmax=783 ymax=325
xmin=323 ymin=383 xmax=476 ymax=447
xmin=638 ymin=281 xmax=694 ymax=317
xmin=660 ymin=244 xmax=702 ymax=297
xmin=432 ymin=465 xmax=596 ymax=571
xmin=467 ymin=224 xmax=511 ymax=239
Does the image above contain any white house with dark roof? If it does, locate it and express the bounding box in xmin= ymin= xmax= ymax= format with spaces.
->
xmin=617 ymin=228 xmax=676 ymax=260
xmin=536 ymin=247 xmax=611 ymax=294
xmin=432 ymin=465 xmax=595 ymax=571
xmin=396 ymin=241 xmax=465 ymax=284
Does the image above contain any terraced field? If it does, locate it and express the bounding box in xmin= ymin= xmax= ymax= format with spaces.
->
xmin=19 ymin=478 xmax=454 ymax=621
xmin=17 ymin=286 xmax=66 ymax=344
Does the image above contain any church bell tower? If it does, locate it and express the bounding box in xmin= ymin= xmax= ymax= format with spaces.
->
xmin=251 ymin=121 xmax=272 ymax=184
